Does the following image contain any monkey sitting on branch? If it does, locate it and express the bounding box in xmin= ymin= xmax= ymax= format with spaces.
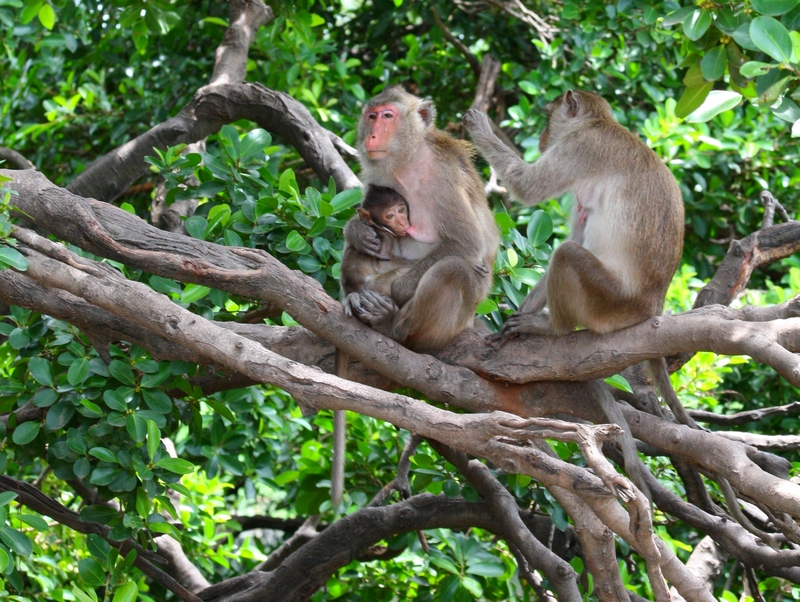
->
xmin=329 ymin=87 xmax=500 ymax=508
xmin=345 ymin=86 xmax=500 ymax=353
xmin=463 ymin=89 xmax=687 ymax=493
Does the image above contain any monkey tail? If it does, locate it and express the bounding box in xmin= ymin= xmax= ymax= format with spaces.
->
xmin=647 ymin=357 xmax=700 ymax=430
xmin=331 ymin=349 xmax=348 ymax=508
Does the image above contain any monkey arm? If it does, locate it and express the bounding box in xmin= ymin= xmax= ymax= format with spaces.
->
xmin=344 ymin=217 xmax=389 ymax=260
xmin=463 ymin=109 xmax=576 ymax=205
xmin=390 ymin=239 xmax=479 ymax=306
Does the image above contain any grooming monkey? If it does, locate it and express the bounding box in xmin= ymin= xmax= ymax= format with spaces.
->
xmin=330 ymin=87 xmax=500 ymax=506
xmin=463 ymin=90 xmax=686 ymax=492
xmin=332 ymin=185 xmax=416 ymax=508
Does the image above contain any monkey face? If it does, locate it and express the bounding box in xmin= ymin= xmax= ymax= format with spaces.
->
xmin=362 ymin=103 xmax=399 ymax=159
xmin=380 ymin=202 xmax=410 ymax=237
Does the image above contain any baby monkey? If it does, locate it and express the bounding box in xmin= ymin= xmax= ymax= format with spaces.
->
xmin=332 ymin=185 xmax=414 ymax=508
xmin=340 ymin=185 xmax=416 ymax=336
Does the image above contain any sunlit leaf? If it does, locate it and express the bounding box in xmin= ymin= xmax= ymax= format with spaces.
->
xmin=750 ymin=16 xmax=793 ymax=63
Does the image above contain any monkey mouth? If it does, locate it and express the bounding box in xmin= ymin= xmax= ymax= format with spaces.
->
xmin=365 ymin=150 xmax=388 ymax=159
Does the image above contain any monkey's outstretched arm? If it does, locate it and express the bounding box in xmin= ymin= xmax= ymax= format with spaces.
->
xmin=344 ymin=217 xmax=389 ymax=260
xmin=463 ymin=109 xmax=575 ymax=206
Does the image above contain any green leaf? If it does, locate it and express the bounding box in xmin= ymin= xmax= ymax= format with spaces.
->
xmin=526 ymin=210 xmax=553 ymax=246
xmin=12 ymin=421 xmax=40 ymax=445
xmin=67 ymin=358 xmax=91 ymax=386
xmin=0 ymin=527 xmax=32 ymax=556
xmin=792 ymin=118 xmax=800 ymax=137
xmin=604 ymin=374 xmax=633 ymax=393
xmin=662 ymin=6 xmax=694 ymax=26
xmin=0 ymin=548 xmax=8 ymax=573
xmin=790 ymin=29 xmax=800 ymax=61
xmin=103 ymin=390 xmax=128 ymax=412
xmin=112 ymin=582 xmax=138 ymax=602
xmin=279 ymin=168 xmax=298 ymax=195
xmin=740 ymin=61 xmax=774 ymax=78
xmin=155 ymin=457 xmax=195 ymax=474
xmin=686 ymin=91 xmax=743 ymax=122
xmin=181 ymin=284 xmax=211 ymax=304
xmin=184 ymin=216 xmax=208 ymax=239
xmin=239 ymin=129 xmax=272 ymax=158
xmin=700 ymin=45 xmax=727 ymax=81
xmin=0 ymin=492 xmax=17 ymax=506
xmin=87 ymin=533 xmax=110 ymax=561
xmin=109 ymin=360 xmax=136 ymax=386
xmin=751 ymin=0 xmax=799 ymax=16
xmin=750 ymin=16 xmax=793 ymax=63
xmin=17 ymin=513 xmax=48 ymax=531
xmin=46 ymin=400 xmax=76 ymax=430
xmin=286 ymin=230 xmax=309 ymax=252
xmin=716 ymin=8 xmax=740 ymax=33
xmin=126 ymin=413 xmax=147 ymax=442
xmin=683 ymin=9 xmax=712 ymax=41
xmin=80 ymin=505 xmax=118 ymax=524
xmin=461 ymin=576 xmax=484 ymax=597
xmin=475 ymin=298 xmax=498 ymax=315
xmin=0 ymin=245 xmax=28 ymax=270
xmin=147 ymin=420 xmax=159 ymax=461
xmin=466 ymin=561 xmax=505 ymax=577
xmin=38 ymin=2 xmax=55 ymax=29
xmin=140 ymin=364 xmax=172 ymax=389
xmin=772 ymin=97 xmax=800 ymax=122
xmin=330 ymin=188 xmax=362 ymax=213
xmin=682 ymin=64 xmax=705 ymax=88
xmin=28 ymin=357 xmax=54 ymax=387
xmin=429 ymin=554 xmax=460 ymax=574
xmin=142 ymin=389 xmax=173 ymax=413
xmin=89 ymin=447 xmax=118 ymax=463
xmin=442 ymin=479 xmax=460 ymax=497
xmin=674 ymin=82 xmax=713 ymax=119
xmin=78 ymin=558 xmax=106 ymax=587
xmin=205 ymin=398 xmax=236 ymax=422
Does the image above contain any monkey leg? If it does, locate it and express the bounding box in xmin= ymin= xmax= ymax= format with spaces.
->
xmin=545 ymin=241 xmax=652 ymax=334
xmin=392 ymin=256 xmax=483 ymax=352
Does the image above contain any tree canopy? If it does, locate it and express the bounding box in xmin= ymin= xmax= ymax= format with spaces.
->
xmin=1 ymin=1 xmax=800 ymax=601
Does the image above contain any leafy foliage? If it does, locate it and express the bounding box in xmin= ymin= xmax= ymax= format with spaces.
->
xmin=0 ymin=0 xmax=799 ymax=600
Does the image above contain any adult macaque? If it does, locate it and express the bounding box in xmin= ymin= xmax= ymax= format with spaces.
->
xmin=345 ymin=86 xmax=500 ymax=352
xmin=331 ymin=87 xmax=499 ymax=506
xmin=463 ymin=90 xmax=686 ymax=492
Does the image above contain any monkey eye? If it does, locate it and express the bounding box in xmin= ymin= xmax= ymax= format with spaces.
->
xmin=398 ymin=206 xmax=406 ymax=213
xmin=366 ymin=112 xmax=377 ymax=120
xmin=381 ymin=110 xmax=394 ymax=119
xmin=386 ymin=212 xmax=394 ymax=219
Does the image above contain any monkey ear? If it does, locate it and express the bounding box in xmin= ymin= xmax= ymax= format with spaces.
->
xmin=418 ymin=99 xmax=436 ymax=127
xmin=357 ymin=207 xmax=370 ymax=220
xmin=565 ymin=90 xmax=580 ymax=118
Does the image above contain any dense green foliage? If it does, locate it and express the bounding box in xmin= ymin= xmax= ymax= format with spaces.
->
xmin=0 ymin=0 xmax=799 ymax=600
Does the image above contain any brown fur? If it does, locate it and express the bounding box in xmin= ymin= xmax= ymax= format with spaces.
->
xmin=464 ymin=90 xmax=686 ymax=497
xmin=349 ymin=86 xmax=500 ymax=352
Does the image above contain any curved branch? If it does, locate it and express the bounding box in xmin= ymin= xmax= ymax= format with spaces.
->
xmin=0 ymin=147 xmax=35 ymax=170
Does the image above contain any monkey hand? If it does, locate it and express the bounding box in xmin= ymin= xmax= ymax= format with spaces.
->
xmin=462 ymin=108 xmax=493 ymax=138
xmin=346 ymin=290 xmax=398 ymax=326
xmin=472 ymin=262 xmax=489 ymax=277
xmin=345 ymin=218 xmax=389 ymax=260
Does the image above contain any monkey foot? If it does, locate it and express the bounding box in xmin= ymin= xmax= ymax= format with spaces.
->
xmin=486 ymin=313 xmax=552 ymax=349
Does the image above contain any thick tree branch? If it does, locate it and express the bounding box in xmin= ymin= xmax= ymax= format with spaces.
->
xmin=0 ymin=147 xmax=35 ymax=170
